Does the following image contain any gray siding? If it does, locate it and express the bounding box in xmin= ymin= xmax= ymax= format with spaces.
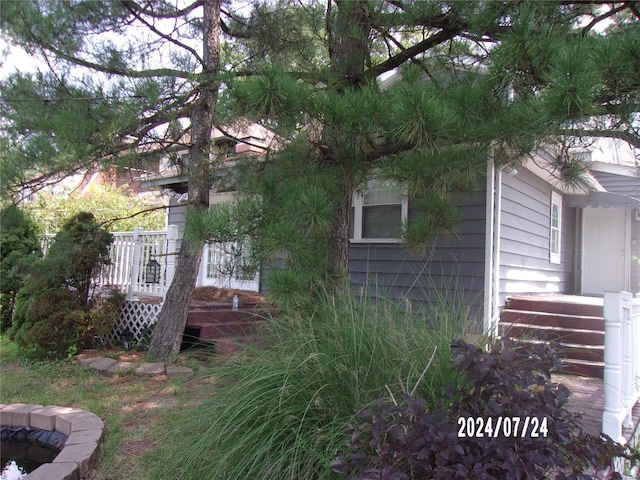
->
xmin=349 ymin=191 xmax=487 ymax=321
xmin=498 ymin=169 xmax=576 ymax=306
xmin=167 ymin=199 xmax=187 ymax=250
xmin=591 ymin=170 xmax=640 ymax=198
xmin=591 ymin=171 xmax=640 ymax=292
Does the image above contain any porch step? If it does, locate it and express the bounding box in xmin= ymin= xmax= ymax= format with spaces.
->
xmin=499 ymin=321 xmax=604 ymax=346
xmin=214 ymin=335 xmax=266 ymax=355
xmin=505 ymin=295 xmax=603 ymax=318
xmin=500 ymin=295 xmax=605 ymax=379
xmin=183 ymin=302 xmax=267 ymax=353
xmin=561 ymin=360 xmax=604 ymax=378
xmin=500 ymin=310 xmax=604 ymax=332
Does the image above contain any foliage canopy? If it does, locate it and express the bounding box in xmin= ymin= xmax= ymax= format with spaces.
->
xmin=2 ymin=1 xmax=639 ymax=356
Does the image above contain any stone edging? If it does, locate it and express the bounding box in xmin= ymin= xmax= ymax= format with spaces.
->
xmin=0 ymin=403 xmax=104 ymax=480
xmin=76 ymin=353 xmax=193 ymax=378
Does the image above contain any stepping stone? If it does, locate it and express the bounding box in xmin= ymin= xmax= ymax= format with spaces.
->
xmin=76 ymin=354 xmax=102 ymax=367
xmin=165 ymin=365 xmax=194 ymax=378
xmin=107 ymin=361 xmax=136 ymax=374
xmin=135 ymin=362 xmax=165 ymax=376
xmin=88 ymin=357 xmax=118 ymax=373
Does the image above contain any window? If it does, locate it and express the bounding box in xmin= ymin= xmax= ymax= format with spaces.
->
xmin=351 ymin=178 xmax=408 ymax=242
xmin=550 ymin=191 xmax=562 ymax=264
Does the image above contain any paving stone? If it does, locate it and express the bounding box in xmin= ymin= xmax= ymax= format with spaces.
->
xmin=165 ymin=365 xmax=194 ymax=378
xmin=65 ymin=428 xmax=104 ymax=445
xmin=87 ymin=357 xmax=118 ymax=373
xmin=56 ymin=411 xmax=103 ymax=436
xmin=75 ymin=354 xmax=102 ymax=367
xmin=30 ymin=405 xmax=74 ymax=431
xmin=53 ymin=441 xmax=100 ymax=478
xmin=135 ymin=362 xmax=165 ymax=376
xmin=24 ymin=462 xmax=79 ymax=480
xmin=0 ymin=403 xmax=43 ymax=427
xmin=107 ymin=361 xmax=136 ymax=374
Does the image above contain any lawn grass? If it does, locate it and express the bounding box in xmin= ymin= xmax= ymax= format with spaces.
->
xmin=0 ymin=336 xmax=219 ymax=480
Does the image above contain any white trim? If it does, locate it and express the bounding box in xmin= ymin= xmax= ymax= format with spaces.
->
xmin=483 ymin=161 xmax=501 ymax=336
xmin=550 ymin=191 xmax=562 ymax=264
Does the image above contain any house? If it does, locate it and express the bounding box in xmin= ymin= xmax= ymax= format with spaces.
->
xmin=347 ymin=137 xmax=640 ymax=335
xmin=139 ymin=129 xmax=639 ymax=331
xmin=139 ymin=122 xmax=277 ymax=292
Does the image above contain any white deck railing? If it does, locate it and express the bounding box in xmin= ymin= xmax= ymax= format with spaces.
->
xmin=103 ymin=226 xmax=179 ymax=299
xmin=602 ymin=291 xmax=640 ymax=445
xmin=40 ymin=225 xmax=260 ymax=299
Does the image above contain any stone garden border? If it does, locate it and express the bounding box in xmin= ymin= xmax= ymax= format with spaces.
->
xmin=0 ymin=403 xmax=104 ymax=480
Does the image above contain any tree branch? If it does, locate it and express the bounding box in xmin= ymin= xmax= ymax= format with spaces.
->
xmin=121 ymin=1 xmax=204 ymax=65
xmin=98 ymin=203 xmax=169 ymax=230
xmin=364 ymin=26 xmax=460 ymax=80
xmin=120 ymin=0 xmax=203 ymax=20
xmin=558 ymin=129 xmax=640 ymax=150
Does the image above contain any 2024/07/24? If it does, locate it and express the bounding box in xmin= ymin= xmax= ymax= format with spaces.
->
xmin=457 ymin=416 xmax=549 ymax=438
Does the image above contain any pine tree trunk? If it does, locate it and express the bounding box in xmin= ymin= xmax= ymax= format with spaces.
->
xmin=148 ymin=0 xmax=220 ymax=362
xmin=323 ymin=0 xmax=371 ymax=288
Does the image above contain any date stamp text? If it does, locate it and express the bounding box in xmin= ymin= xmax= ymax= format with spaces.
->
xmin=457 ymin=416 xmax=548 ymax=438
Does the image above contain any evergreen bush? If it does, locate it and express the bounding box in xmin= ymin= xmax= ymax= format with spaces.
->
xmin=8 ymin=212 xmax=122 ymax=357
xmin=0 ymin=205 xmax=41 ymax=331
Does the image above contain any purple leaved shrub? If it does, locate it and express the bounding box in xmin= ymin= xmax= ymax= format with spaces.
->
xmin=331 ymin=338 xmax=639 ymax=480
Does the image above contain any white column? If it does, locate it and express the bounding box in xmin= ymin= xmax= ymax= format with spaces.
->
xmin=602 ymin=291 xmax=626 ymax=443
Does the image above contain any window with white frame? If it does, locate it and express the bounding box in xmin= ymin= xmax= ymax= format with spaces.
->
xmin=550 ymin=191 xmax=562 ymax=264
xmin=351 ymin=178 xmax=408 ymax=241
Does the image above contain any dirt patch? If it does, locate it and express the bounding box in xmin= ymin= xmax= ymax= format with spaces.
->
xmin=191 ymin=286 xmax=265 ymax=304
xmin=120 ymin=438 xmax=157 ymax=457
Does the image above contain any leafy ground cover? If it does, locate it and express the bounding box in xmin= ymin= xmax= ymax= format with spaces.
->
xmin=0 ymin=337 xmax=218 ymax=480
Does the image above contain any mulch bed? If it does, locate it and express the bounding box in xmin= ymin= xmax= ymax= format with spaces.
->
xmin=191 ymin=286 xmax=265 ymax=304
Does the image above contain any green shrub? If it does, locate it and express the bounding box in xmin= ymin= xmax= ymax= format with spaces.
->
xmin=8 ymin=212 xmax=119 ymax=357
xmin=0 ymin=205 xmax=41 ymax=330
xmin=149 ymin=291 xmax=474 ymax=480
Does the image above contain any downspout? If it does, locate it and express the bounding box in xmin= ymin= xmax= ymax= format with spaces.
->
xmin=483 ymin=159 xmax=503 ymax=336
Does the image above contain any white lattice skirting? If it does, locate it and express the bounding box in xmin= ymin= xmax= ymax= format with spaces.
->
xmin=104 ymin=300 xmax=163 ymax=346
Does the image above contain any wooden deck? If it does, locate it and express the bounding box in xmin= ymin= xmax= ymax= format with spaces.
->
xmin=554 ymin=374 xmax=640 ymax=442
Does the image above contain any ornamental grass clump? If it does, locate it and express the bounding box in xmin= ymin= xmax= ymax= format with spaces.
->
xmin=150 ymin=291 xmax=473 ymax=480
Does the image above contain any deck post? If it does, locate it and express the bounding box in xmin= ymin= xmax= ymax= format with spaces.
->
xmin=127 ymin=227 xmax=144 ymax=301
xmin=602 ymin=291 xmax=627 ymax=443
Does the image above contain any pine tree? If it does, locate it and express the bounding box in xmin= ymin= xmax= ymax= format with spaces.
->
xmin=2 ymin=1 xmax=638 ymax=359
xmin=202 ymin=1 xmax=640 ymax=304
